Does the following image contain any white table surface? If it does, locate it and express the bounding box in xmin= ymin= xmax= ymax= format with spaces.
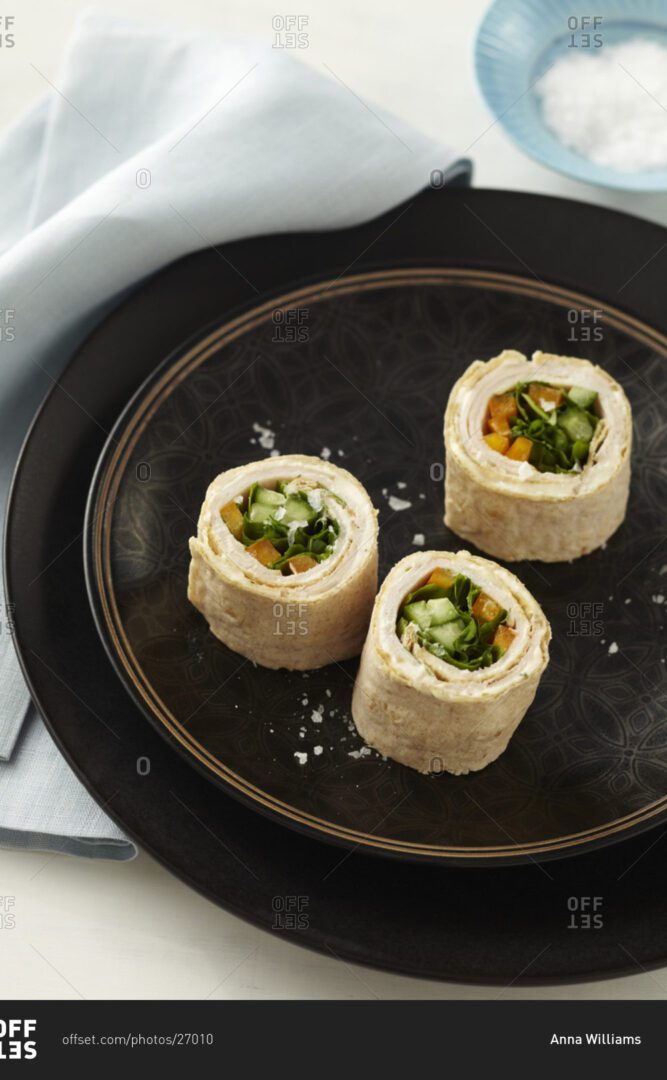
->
xmin=2 ymin=0 xmax=666 ymax=1001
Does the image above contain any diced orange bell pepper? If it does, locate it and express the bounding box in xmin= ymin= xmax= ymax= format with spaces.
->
xmin=220 ymin=500 xmax=244 ymax=540
xmin=505 ymin=436 xmax=533 ymax=462
xmin=484 ymin=432 xmax=510 ymax=454
xmin=247 ymin=538 xmax=281 ymax=567
xmin=493 ymin=624 xmax=516 ymax=654
xmin=528 ymin=383 xmax=563 ymax=411
xmin=487 ymin=415 xmax=512 ymax=436
xmin=472 ymin=591 xmax=502 ymax=624
xmin=488 ymin=392 xmax=518 ymax=422
xmin=427 ymin=568 xmax=454 ymax=590
xmin=288 ymin=554 xmax=318 ymax=574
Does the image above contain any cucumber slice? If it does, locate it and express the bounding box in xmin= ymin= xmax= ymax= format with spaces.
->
xmin=567 ymin=385 xmax=597 ymax=411
xmin=254 ymin=486 xmax=286 ymax=508
xmin=283 ymin=496 xmax=313 ymax=523
xmin=425 ymin=597 xmax=458 ymax=626
xmin=427 ymin=620 xmax=465 ymax=649
xmin=248 ymin=503 xmax=274 ymax=524
xmin=557 ymin=405 xmax=594 ymax=443
xmin=403 ymin=601 xmax=432 ymax=631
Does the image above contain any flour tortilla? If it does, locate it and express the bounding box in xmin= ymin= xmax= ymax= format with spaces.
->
xmin=352 ymin=550 xmax=551 ymax=775
xmin=188 ymin=454 xmax=378 ymax=669
xmin=444 ymin=350 xmax=632 ymax=562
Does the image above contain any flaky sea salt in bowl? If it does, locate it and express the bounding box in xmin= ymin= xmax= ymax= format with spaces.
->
xmin=475 ymin=0 xmax=667 ymax=190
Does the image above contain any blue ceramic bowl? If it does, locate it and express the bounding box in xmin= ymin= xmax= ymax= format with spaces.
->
xmin=475 ymin=0 xmax=667 ymax=190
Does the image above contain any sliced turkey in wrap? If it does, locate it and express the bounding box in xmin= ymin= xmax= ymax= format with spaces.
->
xmin=188 ymin=454 xmax=378 ymax=670
xmin=352 ymin=550 xmax=550 ymax=775
xmin=444 ymin=350 xmax=632 ymax=562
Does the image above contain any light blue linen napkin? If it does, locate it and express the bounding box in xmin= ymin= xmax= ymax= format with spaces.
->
xmin=0 ymin=11 xmax=457 ymax=857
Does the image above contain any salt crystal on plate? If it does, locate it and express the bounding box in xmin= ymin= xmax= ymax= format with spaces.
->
xmin=388 ymin=495 xmax=411 ymax=512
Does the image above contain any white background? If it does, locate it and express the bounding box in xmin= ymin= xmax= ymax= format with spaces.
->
xmin=1 ymin=0 xmax=666 ymax=1000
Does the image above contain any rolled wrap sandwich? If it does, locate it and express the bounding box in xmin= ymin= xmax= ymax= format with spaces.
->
xmin=352 ymin=550 xmax=550 ymax=775
xmin=188 ymin=454 xmax=378 ymax=669
xmin=444 ymin=350 xmax=632 ymax=562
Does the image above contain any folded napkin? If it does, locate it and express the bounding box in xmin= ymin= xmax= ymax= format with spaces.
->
xmin=0 ymin=11 xmax=459 ymax=857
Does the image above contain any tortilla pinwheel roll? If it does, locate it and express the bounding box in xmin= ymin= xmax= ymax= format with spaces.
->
xmin=444 ymin=350 xmax=632 ymax=562
xmin=352 ymin=550 xmax=550 ymax=775
xmin=188 ymin=454 xmax=378 ymax=670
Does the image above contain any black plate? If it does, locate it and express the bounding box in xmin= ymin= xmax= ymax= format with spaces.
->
xmin=84 ymin=249 xmax=667 ymax=865
xmin=6 ymin=189 xmax=667 ymax=982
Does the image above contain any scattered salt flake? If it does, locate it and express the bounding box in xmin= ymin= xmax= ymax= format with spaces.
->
xmin=325 ymin=689 xmax=332 ymax=698
xmin=301 ymin=697 xmax=309 ymax=706
xmin=412 ymin=533 xmax=425 ymax=546
xmin=652 ymin=594 xmax=665 ymax=604
xmin=419 ymin=493 xmax=426 ymax=500
xmin=270 ymin=449 xmax=280 ymax=457
xmin=624 ymin=598 xmax=632 ymax=605
xmin=313 ymin=746 xmax=323 ymax=756
xmin=337 ymin=449 xmax=345 ymax=457
xmin=348 ymin=746 xmax=372 ymax=760
xmin=388 ymin=495 xmax=411 ymax=512
xmin=661 ymin=565 xmax=667 ymax=576
xmin=252 ymin=422 xmax=276 ymax=451
xmin=382 ymin=487 xmax=388 ymax=496
xmin=294 ymin=752 xmax=308 ymax=765
xmin=311 ymin=709 xmax=323 ymax=724
xmin=397 ymin=481 xmax=407 ymax=489
xmin=320 ymin=447 xmax=331 ymax=460
xmin=608 ymin=642 xmax=619 ymax=655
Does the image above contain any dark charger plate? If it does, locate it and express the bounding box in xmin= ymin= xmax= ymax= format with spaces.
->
xmin=83 ymin=220 xmax=667 ymax=865
xmin=6 ymin=189 xmax=667 ymax=982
